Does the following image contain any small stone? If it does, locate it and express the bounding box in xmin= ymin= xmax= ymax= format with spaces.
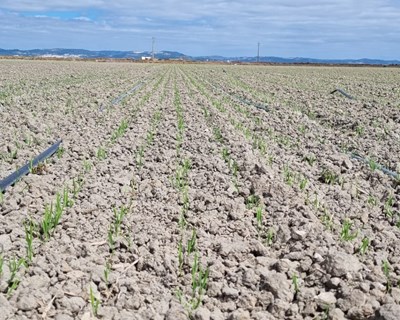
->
xmin=242 ymin=268 xmax=258 ymax=288
xmin=313 ymin=253 xmax=324 ymax=263
xmin=165 ymin=302 xmax=187 ymax=320
xmin=323 ymin=252 xmax=362 ymax=277
xmin=390 ymin=287 xmax=400 ymax=303
xmin=0 ymin=295 xmax=13 ymax=318
xmin=228 ymin=309 xmax=251 ymax=320
xmin=211 ymin=308 xmax=225 ymax=320
xmin=377 ymin=304 xmax=400 ymax=320
xmin=327 ymin=277 xmax=341 ymax=289
xmin=222 ymin=286 xmax=239 ymax=298
xmin=330 ymin=308 xmax=346 ymax=320
xmin=17 ymin=294 xmax=38 ymax=311
xmin=315 ymin=291 xmax=337 ymax=307
xmin=194 ymin=307 xmax=211 ymax=320
xmin=259 ymin=269 xmax=293 ymax=302
xmin=291 ymin=229 xmax=307 ymax=240
xmin=342 ymin=159 xmax=353 ymax=170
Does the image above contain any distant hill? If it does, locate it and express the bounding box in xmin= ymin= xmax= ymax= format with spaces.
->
xmin=0 ymin=48 xmax=399 ymax=65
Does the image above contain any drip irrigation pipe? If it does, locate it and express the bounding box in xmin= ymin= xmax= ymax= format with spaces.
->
xmin=99 ymin=82 xmax=144 ymax=112
xmin=208 ymin=82 xmax=269 ymax=112
xmin=350 ymin=153 xmax=399 ymax=179
xmin=233 ymin=95 xmax=269 ymax=112
xmin=0 ymin=140 xmax=62 ymax=193
xmin=330 ymin=88 xmax=354 ymax=100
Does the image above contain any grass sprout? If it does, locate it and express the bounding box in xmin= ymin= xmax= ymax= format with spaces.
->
xmin=24 ymin=218 xmax=35 ymax=263
xmin=359 ymin=237 xmax=370 ymax=255
xmin=89 ymin=286 xmax=100 ymax=317
xmin=246 ymin=194 xmax=260 ymax=209
xmin=340 ymin=219 xmax=358 ymax=241
xmin=382 ymin=260 xmax=392 ymax=293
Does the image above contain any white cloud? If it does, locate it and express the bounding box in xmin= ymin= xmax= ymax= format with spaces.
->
xmin=0 ymin=0 xmax=399 ymax=58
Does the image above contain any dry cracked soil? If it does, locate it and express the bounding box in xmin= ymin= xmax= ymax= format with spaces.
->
xmin=0 ymin=60 xmax=400 ymax=320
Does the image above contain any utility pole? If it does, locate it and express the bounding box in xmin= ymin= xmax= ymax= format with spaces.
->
xmin=152 ymin=37 xmax=155 ymax=60
xmin=257 ymin=42 xmax=260 ymax=63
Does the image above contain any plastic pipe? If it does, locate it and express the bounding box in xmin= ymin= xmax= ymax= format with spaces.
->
xmin=0 ymin=140 xmax=62 ymax=192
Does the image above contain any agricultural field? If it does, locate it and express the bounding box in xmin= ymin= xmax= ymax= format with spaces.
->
xmin=0 ymin=59 xmax=399 ymax=320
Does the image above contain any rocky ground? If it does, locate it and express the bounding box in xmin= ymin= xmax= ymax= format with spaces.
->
xmin=0 ymin=60 xmax=399 ymax=319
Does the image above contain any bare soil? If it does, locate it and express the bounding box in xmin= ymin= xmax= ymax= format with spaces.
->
xmin=0 ymin=60 xmax=400 ymax=320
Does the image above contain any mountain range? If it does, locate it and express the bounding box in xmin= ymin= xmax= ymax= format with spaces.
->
xmin=0 ymin=48 xmax=399 ymax=65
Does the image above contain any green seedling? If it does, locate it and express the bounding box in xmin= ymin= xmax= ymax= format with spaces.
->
xmin=299 ymin=176 xmax=308 ymax=191
xmin=107 ymin=226 xmax=115 ymax=252
xmin=178 ymin=239 xmax=184 ymax=275
xmin=359 ymin=237 xmax=370 ymax=255
xmin=136 ymin=146 xmax=145 ymax=168
xmin=283 ymin=165 xmax=295 ymax=186
xmin=231 ymin=160 xmax=239 ymax=178
xmin=97 ymin=147 xmax=107 ymax=160
xmin=104 ymin=261 xmax=111 ymax=286
xmin=367 ymin=195 xmax=377 ymax=206
xmin=182 ymin=186 xmax=190 ymax=211
xmin=28 ymin=159 xmax=34 ymax=173
xmin=267 ymin=155 xmax=274 ymax=166
xmin=183 ymin=159 xmax=191 ymax=172
xmin=202 ymin=107 xmax=210 ymax=119
xmin=72 ymin=176 xmax=84 ymax=198
xmin=146 ymin=131 xmax=155 ymax=145
xmin=63 ymin=187 xmax=73 ymax=207
xmin=256 ymin=206 xmax=263 ymax=229
xmin=187 ymin=229 xmax=197 ymax=255
xmin=382 ymin=260 xmax=392 ymax=293
xmin=320 ymin=169 xmax=339 ymax=185
xmin=368 ymin=158 xmax=379 ymax=171
xmin=83 ymin=160 xmax=92 ymax=173
xmin=191 ymin=252 xmax=209 ymax=309
xmin=10 ymin=149 xmax=18 ymax=160
xmin=244 ymin=128 xmax=252 ymax=140
xmin=7 ymin=256 xmax=26 ymax=296
xmin=23 ymin=135 xmax=33 ymax=146
xmin=384 ymin=195 xmax=395 ymax=218
xmin=221 ymin=148 xmax=229 ymax=162
xmin=213 ymin=127 xmax=223 ymax=143
xmin=292 ymin=273 xmax=300 ymax=294
xmin=24 ymin=218 xmax=35 ymax=263
xmin=113 ymin=206 xmax=128 ymax=237
xmin=0 ymin=192 xmax=3 ymax=205
xmin=175 ymin=288 xmax=184 ymax=304
xmin=266 ymin=228 xmax=275 ymax=246
xmin=111 ymin=120 xmax=128 ymax=142
xmin=321 ymin=210 xmax=334 ymax=231
xmin=56 ymin=147 xmax=65 ymax=159
xmin=355 ymin=125 xmax=365 ymax=136
xmin=303 ymin=154 xmax=316 ymax=166
xmin=41 ymin=203 xmax=53 ymax=240
xmin=246 ymin=194 xmax=260 ymax=209
xmin=89 ymin=286 xmax=100 ymax=317
xmin=0 ymin=253 xmax=3 ymax=278
xmin=177 ymin=117 xmax=185 ymax=133
xmin=299 ymin=125 xmax=306 ymax=135
xmin=340 ymin=219 xmax=358 ymax=241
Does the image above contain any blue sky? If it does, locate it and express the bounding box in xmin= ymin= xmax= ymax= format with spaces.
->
xmin=0 ymin=1 xmax=399 ymax=59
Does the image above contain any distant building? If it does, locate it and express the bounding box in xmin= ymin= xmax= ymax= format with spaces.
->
xmin=141 ymin=56 xmax=152 ymax=61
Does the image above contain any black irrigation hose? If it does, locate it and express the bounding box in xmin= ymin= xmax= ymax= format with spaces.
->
xmin=0 ymin=140 xmax=62 ymax=193
xmin=99 ymin=82 xmax=144 ymax=112
xmin=233 ymin=95 xmax=269 ymax=112
xmin=330 ymin=88 xmax=355 ymax=100
xmin=207 ymin=82 xmax=269 ymax=112
xmin=350 ymin=153 xmax=399 ymax=179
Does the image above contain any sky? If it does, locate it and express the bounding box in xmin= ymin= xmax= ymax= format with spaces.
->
xmin=0 ymin=0 xmax=399 ymax=59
